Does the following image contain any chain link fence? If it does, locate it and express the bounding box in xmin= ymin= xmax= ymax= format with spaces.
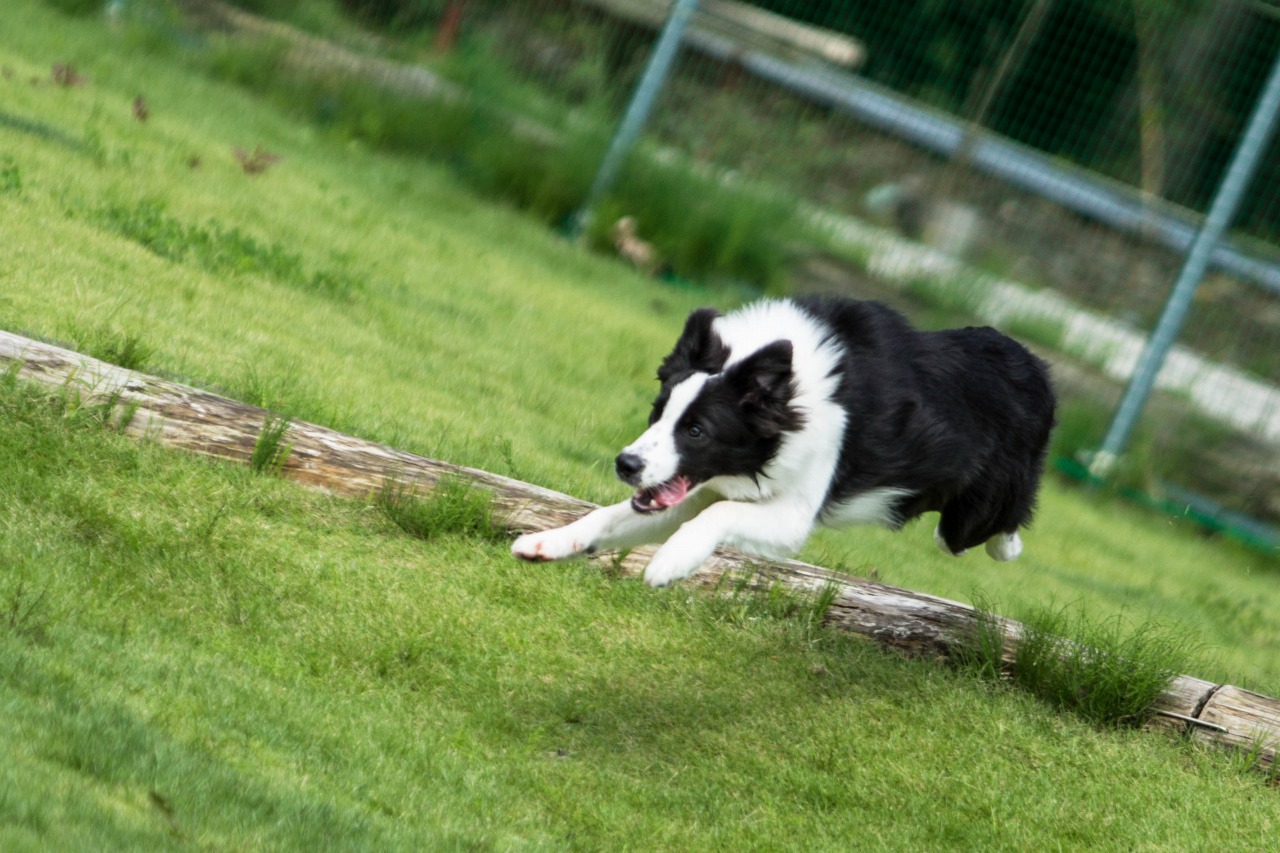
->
xmin=143 ymin=0 xmax=1280 ymax=544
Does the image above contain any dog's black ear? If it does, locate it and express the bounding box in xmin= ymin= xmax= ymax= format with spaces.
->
xmin=726 ymin=340 xmax=804 ymax=436
xmin=658 ymin=307 xmax=728 ymax=383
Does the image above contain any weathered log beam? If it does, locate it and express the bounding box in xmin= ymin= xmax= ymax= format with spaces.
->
xmin=178 ymin=0 xmax=462 ymax=102
xmin=574 ymin=0 xmax=865 ymax=68
xmin=175 ymin=0 xmax=559 ymax=145
xmin=0 ymin=329 xmax=1274 ymax=773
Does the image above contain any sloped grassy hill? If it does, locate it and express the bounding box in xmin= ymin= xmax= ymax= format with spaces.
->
xmin=0 ymin=1 xmax=1277 ymax=848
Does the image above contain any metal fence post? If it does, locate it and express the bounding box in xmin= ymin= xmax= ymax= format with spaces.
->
xmin=1091 ymin=49 xmax=1280 ymax=477
xmin=570 ymin=0 xmax=700 ymax=239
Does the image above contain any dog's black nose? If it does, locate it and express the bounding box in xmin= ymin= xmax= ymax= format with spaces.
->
xmin=615 ymin=452 xmax=644 ymax=483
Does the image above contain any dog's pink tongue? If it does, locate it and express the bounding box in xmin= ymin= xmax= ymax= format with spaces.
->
xmin=653 ymin=476 xmax=689 ymax=508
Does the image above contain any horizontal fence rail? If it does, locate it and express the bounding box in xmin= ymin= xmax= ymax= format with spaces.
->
xmin=599 ymin=4 xmax=1280 ymax=296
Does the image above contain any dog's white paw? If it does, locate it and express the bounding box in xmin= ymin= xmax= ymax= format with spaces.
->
xmin=985 ymin=531 xmax=1023 ymax=562
xmin=511 ymin=527 xmax=583 ymax=562
xmin=933 ymin=525 xmax=967 ymax=558
xmin=642 ymin=551 xmax=701 ymax=588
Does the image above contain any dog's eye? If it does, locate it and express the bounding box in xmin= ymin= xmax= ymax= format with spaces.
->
xmin=686 ymin=424 xmax=704 ymax=439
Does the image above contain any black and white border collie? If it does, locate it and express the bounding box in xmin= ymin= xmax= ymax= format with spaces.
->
xmin=513 ymin=296 xmax=1056 ymax=587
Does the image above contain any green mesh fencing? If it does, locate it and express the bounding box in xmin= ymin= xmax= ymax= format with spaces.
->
xmin=148 ymin=0 xmax=1280 ymax=543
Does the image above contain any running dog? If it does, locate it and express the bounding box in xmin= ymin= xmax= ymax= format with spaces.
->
xmin=512 ymin=297 xmax=1056 ymax=587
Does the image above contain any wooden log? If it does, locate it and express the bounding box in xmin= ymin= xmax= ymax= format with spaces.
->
xmin=576 ymin=0 xmax=865 ymax=68
xmin=1199 ymin=686 xmax=1278 ymax=773
xmin=433 ymin=0 xmax=471 ymax=55
xmin=178 ymin=0 xmax=463 ymax=101
xmin=1 ymin=328 xmax=1278 ymax=774
xmin=175 ymin=0 xmax=559 ymax=144
xmin=698 ymin=0 xmax=864 ymax=67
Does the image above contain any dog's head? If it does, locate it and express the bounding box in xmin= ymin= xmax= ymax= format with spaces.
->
xmin=616 ymin=308 xmax=804 ymax=513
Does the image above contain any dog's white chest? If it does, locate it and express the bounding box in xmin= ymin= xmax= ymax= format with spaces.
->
xmin=820 ymin=487 xmax=914 ymax=529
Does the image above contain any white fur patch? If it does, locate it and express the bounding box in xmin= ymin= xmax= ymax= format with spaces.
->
xmin=985 ymin=531 xmax=1023 ymax=561
xmin=643 ymin=499 xmax=817 ymax=586
xmin=822 ymin=487 xmax=913 ymax=528
xmin=707 ymin=300 xmax=848 ymax=513
xmin=511 ymin=526 xmax=583 ymax=562
xmin=621 ymin=373 xmax=709 ymax=489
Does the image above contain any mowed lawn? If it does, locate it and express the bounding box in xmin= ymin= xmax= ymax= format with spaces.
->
xmin=1 ymin=1 xmax=1278 ymax=848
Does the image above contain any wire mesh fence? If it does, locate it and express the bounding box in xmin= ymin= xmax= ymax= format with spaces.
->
xmin=123 ymin=0 xmax=1280 ymax=543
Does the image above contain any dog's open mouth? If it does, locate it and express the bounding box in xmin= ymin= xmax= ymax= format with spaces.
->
xmin=631 ymin=475 xmax=698 ymax=513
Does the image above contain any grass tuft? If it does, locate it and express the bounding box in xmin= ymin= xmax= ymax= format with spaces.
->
xmin=1012 ymin=605 xmax=1195 ymax=727
xmin=587 ymin=156 xmax=800 ymax=291
xmin=250 ymin=413 xmax=293 ymax=475
xmin=1230 ymin=734 xmax=1280 ymax=783
xmin=2 ymin=577 xmax=52 ymax=644
xmin=1000 ymin=313 xmax=1069 ymax=352
xmin=955 ymin=596 xmax=1196 ymax=727
xmin=41 ymin=0 xmax=100 ymax=16
xmin=1 ymin=157 xmax=21 ymax=194
xmin=952 ymin=592 xmax=1010 ymax=682
xmin=376 ymin=475 xmax=501 ymax=542
xmin=77 ymin=327 xmax=153 ymax=372
xmin=97 ymin=201 xmax=360 ymax=298
xmin=706 ymin=567 xmax=842 ymax=637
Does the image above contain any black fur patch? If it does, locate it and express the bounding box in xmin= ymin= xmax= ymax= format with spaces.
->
xmin=662 ymin=339 xmax=805 ymax=485
xmin=794 ymin=296 xmax=1057 ymax=553
xmin=650 ymin=307 xmax=729 ymax=424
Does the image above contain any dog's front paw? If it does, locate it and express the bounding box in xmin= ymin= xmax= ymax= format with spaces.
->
xmin=642 ymin=551 xmax=701 ymax=588
xmin=511 ymin=527 xmax=584 ymax=562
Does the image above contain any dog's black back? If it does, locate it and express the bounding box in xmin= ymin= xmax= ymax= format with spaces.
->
xmin=799 ymin=297 xmax=1057 ymax=554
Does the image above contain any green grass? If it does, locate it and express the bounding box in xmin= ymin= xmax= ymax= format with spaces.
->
xmin=955 ymin=594 xmax=1199 ymax=728
xmin=1013 ymin=606 xmax=1195 ymax=727
xmin=1000 ymin=312 xmax=1070 ymax=354
xmin=2 ymin=0 xmax=1280 ymax=846
xmin=3 ymin=0 xmax=1274 ymax=689
xmin=71 ymin=325 xmax=155 ymax=371
xmin=2 ymin=361 xmax=1278 ymax=850
xmin=250 ymin=412 xmax=293 ymax=475
xmin=376 ymin=475 xmax=502 ymax=542
xmin=190 ymin=9 xmax=800 ymax=289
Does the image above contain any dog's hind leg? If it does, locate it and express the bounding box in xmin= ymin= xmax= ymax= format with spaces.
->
xmin=984 ymin=531 xmax=1022 ymax=561
xmin=936 ymin=521 xmax=1021 ymax=561
xmin=933 ymin=524 xmax=967 ymax=557
xmin=936 ymin=480 xmax=1026 ymax=559
xmin=937 ymin=497 xmax=1026 ymax=562
xmin=511 ymin=491 xmax=715 ymax=563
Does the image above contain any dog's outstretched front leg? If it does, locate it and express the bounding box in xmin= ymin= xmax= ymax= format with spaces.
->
xmin=642 ymin=501 xmax=814 ymax=587
xmin=511 ymin=501 xmax=635 ymax=562
xmin=511 ymin=494 xmax=713 ymax=563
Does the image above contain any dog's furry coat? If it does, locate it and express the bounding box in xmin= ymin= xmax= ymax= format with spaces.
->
xmin=513 ymin=297 xmax=1056 ymax=586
